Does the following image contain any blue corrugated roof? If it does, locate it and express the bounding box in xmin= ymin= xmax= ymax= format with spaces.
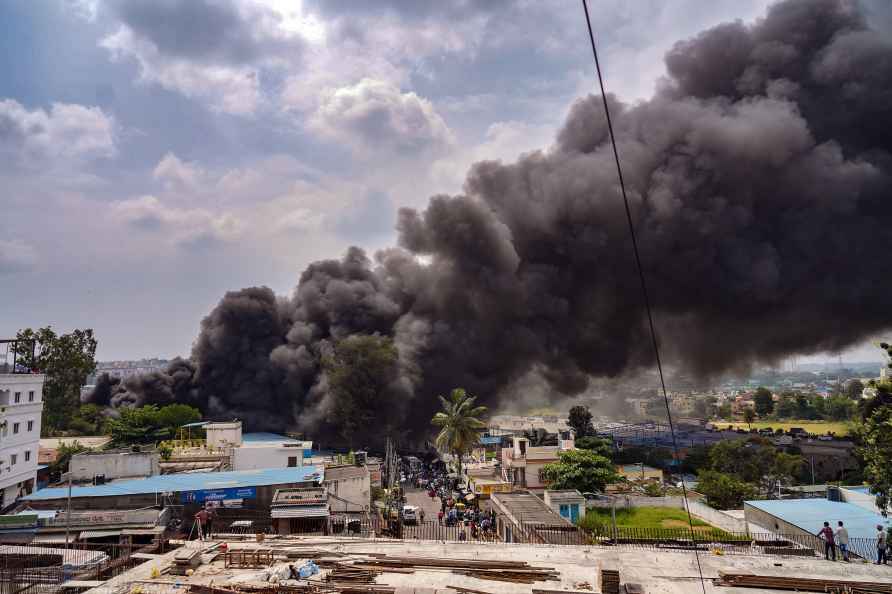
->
xmin=242 ymin=432 xmax=302 ymax=444
xmin=746 ymin=498 xmax=891 ymax=540
xmin=23 ymin=466 xmax=323 ymax=501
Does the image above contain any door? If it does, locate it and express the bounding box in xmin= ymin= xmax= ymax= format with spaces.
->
xmin=570 ymin=504 xmax=579 ymax=523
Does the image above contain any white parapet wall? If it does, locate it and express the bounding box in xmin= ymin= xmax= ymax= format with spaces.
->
xmin=70 ymin=451 xmax=160 ymax=481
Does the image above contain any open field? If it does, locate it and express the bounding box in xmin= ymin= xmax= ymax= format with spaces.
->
xmin=714 ymin=420 xmax=851 ymax=436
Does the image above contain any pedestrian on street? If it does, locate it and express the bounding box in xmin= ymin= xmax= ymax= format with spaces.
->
xmin=834 ymin=521 xmax=849 ymax=562
xmin=419 ymin=508 xmax=425 ymax=524
xmin=438 ymin=510 xmax=443 ymax=525
xmin=877 ymin=525 xmax=887 ymax=565
xmin=817 ymin=521 xmax=836 ymax=561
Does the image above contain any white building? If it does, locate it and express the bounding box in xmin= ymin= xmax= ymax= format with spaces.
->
xmin=0 ymin=373 xmax=44 ymax=508
xmin=324 ymin=465 xmax=371 ymax=513
xmin=205 ymin=422 xmax=313 ymax=471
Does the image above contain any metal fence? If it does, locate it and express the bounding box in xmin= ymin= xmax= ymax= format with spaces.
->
xmin=210 ymin=515 xmax=885 ymax=561
xmin=0 ymin=540 xmax=147 ymax=594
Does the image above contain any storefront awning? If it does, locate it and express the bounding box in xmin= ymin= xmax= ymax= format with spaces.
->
xmin=80 ymin=530 xmax=122 ymax=539
xmin=271 ymin=506 xmax=329 ymax=519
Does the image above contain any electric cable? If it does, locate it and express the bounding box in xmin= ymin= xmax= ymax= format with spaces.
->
xmin=579 ymin=1 xmax=707 ymax=590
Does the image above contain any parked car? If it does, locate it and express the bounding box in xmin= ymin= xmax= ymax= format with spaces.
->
xmin=401 ymin=505 xmax=419 ymax=525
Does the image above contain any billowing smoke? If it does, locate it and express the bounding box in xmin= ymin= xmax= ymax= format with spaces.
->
xmin=87 ymin=0 xmax=892 ymax=443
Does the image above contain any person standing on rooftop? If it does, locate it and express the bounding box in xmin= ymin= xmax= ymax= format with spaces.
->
xmin=817 ymin=521 xmax=836 ymax=561
xmin=834 ymin=521 xmax=849 ymax=562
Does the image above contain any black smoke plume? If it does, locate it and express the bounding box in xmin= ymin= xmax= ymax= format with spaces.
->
xmin=87 ymin=0 xmax=892 ymax=442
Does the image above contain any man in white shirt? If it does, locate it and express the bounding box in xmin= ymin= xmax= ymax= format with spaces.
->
xmin=834 ymin=521 xmax=849 ymax=562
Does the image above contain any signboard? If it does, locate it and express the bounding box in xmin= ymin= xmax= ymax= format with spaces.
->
xmin=272 ymin=487 xmax=325 ymax=505
xmin=181 ymin=487 xmax=256 ymax=504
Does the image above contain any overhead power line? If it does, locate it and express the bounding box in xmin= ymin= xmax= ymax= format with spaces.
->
xmin=578 ymin=1 xmax=707 ymax=591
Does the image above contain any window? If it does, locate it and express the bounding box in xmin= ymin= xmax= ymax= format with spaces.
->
xmin=24 ymin=451 xmax=30 ymax=462
xmin=13 ymin=392 xmax=20 ymax=404
xmin=27 ymin=421 xmax=33 ymax=432
xmin=12 ymin=423 xmax=19 ymax=434
xmin=287 ymin=456 xmax=298 ymax=468
xmin=559 ymin=504 xmax=569 ymax=518
xmin=10 ymin=454 xmax=16 ymax=465
xmin=28 ymin=391 xmax=34 ymax=402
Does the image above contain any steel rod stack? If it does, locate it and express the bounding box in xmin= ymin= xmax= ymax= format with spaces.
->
xmin=716 ymin=572 xmax=892 ymax=593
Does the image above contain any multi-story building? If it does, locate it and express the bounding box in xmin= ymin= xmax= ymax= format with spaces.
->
xmin=0 ymin=373 xmax=44 ymax=508
xmin=501 ymin=432 xmax=575 ymax=490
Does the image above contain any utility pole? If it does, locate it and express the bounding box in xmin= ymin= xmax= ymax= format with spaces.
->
xmin=64 ymin=471 xmax=72 ymax=549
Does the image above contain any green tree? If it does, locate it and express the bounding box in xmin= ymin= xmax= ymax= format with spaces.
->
xmin=105 ymin=403 xmax=202 ymax=446
xmin=67 ymin=404 xmax=106 ymax=435
xmin=717 ymin=402 xmax=733 ymax=420
xmin=567 ymin=405 xmax=594 ymax=438
xmin=323 ymin=334 xmax=399 ymax=447
xmin=575 ymin=436 xmax=613 ymax=458
xmin=106 ymin=405 xmax=168 ymax=445
xmin=51 ymin=441 xmax=89 ymax=476
xmin=431 ymin=388 xmax=487 ymax=476
xmin=846 ymin=379 xmax=864 ymax=400
xmin=696 ymin=470 xmax=758 ymax=509
xmin=709 ymin=437 xmax=803 ymax=496
xmin=859 ymin=343 xmax=892 ymax=513
xmin=14 ymin=327 xmax=97 ymax=433
xmin=753 ymin=387 xmax=774 ymax=417
xmin=156 ymin=403 xmax=201 ymax=431
xmin=826 ymin=395 xmax=857 ymax=421
xmin=540 ymin=449 xmax=618 ymax=493
xmin=743 ymin=407 xmax=756 ymax=429
xmin=776 ymin=392 xmax=797 ymax=418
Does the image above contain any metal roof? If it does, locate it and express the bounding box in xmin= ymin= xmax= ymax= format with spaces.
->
xmin=746 ymin=498 xmax=891 ymax=540
xmin=271 ymin=505 xmax=329 ymax=519
xmin=23 ymin=466 xmax=323 ymax=501
xmin=80 ymin=529 xmax=122 ymax=539
xmin=241 ymin=432 xmax=302 ymax=444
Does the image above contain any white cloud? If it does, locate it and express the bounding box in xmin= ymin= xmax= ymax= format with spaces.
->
xmin=0 ymin=99 xmax=115 ymax=167
xmin=101 ymin=27 xmax=262 ymax=115
xmin=110 ymin=195 xmax=242 ymax=247
xmin=431 ymin=120 xmax=555 ymax=193
xmin=310 ymin=78 xmax=454 ymax=158
xmin=0 ymin=239 xmax=38 ymax=275
xmin=153 ymin=152 xmax=208 ymax=191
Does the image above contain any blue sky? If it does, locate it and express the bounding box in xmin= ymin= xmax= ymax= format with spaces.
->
xmin=0 ymin=0 xmax=882 ymax=363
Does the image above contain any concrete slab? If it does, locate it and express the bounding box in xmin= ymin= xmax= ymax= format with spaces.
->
xmin=86 ymin=536 xmax=892 ymax=594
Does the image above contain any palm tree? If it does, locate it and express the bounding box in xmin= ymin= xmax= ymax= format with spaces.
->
xmin=431 ymin=388 xmax=487 ymax=476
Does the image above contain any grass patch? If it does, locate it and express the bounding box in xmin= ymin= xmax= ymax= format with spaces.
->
xmin=715 ymin=420 xmax=851 ymax=436
xmin=584 ymin=507 xmax=710 ymax=529
xmin=580 ymin=507 xmax=744 ymax=541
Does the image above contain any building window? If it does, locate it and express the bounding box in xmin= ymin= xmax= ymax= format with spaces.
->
xmin=13 ymin=392 xmax=20 ymax=404
xmin=24 ymin=451 xmax=30 ymax=462
xmin=28 ymin=391 xmax=34 ymax=402
xmin=12 ymin=423 xmax=19 ymax=434
xmin=27 ymin=421 xmax=33 ymax=432
xmin=287 ymin=456 xmax=298 ymax=468
xmin=10 ymin=454 xmax=16 ymax=465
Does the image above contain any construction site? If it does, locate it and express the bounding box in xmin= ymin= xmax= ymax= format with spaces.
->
xmin=5 ymin=532 xmax=890 ymax=594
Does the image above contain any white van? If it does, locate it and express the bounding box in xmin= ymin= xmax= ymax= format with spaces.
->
xmin=401 ymin=505 xmax=419 ymax=525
